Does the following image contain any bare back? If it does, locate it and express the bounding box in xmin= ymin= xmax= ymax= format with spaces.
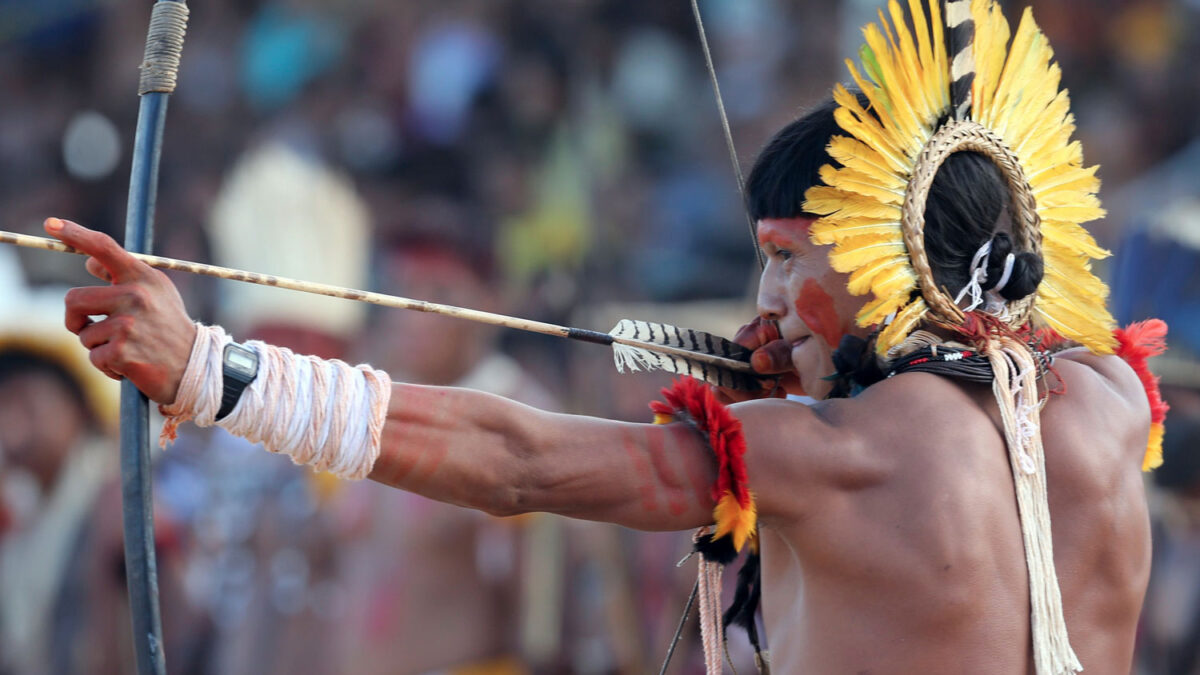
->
xmin=752 ymin=354 xmax=1152 ymax=674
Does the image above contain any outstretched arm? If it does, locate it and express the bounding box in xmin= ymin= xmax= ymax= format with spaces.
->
xmin=45 ymin=218 xmax=735 ymax=532
xmin=371 ymin=384 xmax=721 ymax=531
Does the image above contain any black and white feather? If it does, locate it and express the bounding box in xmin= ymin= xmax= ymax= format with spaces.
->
xmin=945 ymin=0 xmax=976 ymax=120
xmin=609 ymin=319 xmax=758 ymax=391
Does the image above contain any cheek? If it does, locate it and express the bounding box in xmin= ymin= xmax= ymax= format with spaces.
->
xmin=795 ymin=279 xmax=845 ymax=349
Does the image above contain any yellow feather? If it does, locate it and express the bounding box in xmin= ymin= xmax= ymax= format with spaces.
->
xmin=878 ymin=297 xmax=929 ymax=353
xmin=862 ymin=22 xmax=923 ymax=149
xmin=1043 ymin=219 xmax=1111 ymax=260
xmin=810 ymin=216 xmax=901 ymax=245
xmin=869 ymin=264 xmax=917 ymax=299
xmin=1035 ymin=280 xmax=1117 ymax=353
xmin=1037 ymin=190 xmax=1102 ymax=210
xmin=1143 ymin=423 xmax=1164 ymax=472
xmin=981 ymin=8 xmax=1038 ymax=128
xmin=825 ymin=135 xmax=907 ymax=186
xmin=929 ymin=0 xmax=948 ymax=109
xmin=1043 ymin=249 xmax=1110 ymax=299
xmin=829 ymin=234 xmax=909 ymax=273
xmin=907 ymin=0 xmax=936 ymax=97
xmin=857 ymin=291 xmax=912 ymax=327
xmin=845 ymin=60 xmax=919 ymax=159
xmin=826 ymin=136 xmax=909 ymax=186
xmin=892 ymin=0 xmax=936 ymax=120
xmin=1022 ymin=138 xmax=1089 ymax=178
xmin=1000 ymin=54 xmax=1059 ymax=148
xmin=971 ymin=0 xmax=1010 ymax=119
xmin=1013 ymin=90 xmax=1072 ymax=160
xmin=1034 ymin=304 xmax=1117 ymax=355
xmin=1030 ymin=164 xmax=1099 ymax=196
xmin=821 ymin=165 xmax=905 ymax=205
xmin=712 ymin=492 xmax=757 ymax=553
xmin=1039 ymin=205 xmax=1106 ymax=223
xmin=848 ymin=255 xmax=908 ymax=295
xmin=883 ymin=2 xmax=937 ymax=127
xmin=804 ymin=186 xmax=902 ymax=221
xmin=1043 ymin=268 xmax=1109 ymax=308
xmin=833 ymin=86 xmax=912 ymax=169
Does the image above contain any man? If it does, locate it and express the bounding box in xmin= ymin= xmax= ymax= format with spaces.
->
xmin=331 ymin=218 xmax=559 ymax=675
xmin=44 ymin=2 xmax=1157 ymax=673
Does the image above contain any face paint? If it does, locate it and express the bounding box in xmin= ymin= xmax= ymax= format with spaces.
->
xmin=796 ymin=279 xmax=843 ymax=348
xmin=756 ymin=217 xmax=813 ymax=250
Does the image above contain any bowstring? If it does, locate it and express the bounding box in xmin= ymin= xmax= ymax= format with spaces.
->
xmin=689 ymin=0 xmax=766 ymax=270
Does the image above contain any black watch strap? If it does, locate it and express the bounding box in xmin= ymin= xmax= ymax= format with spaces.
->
xmin=216 ymin=342 xmax=259 ymax=421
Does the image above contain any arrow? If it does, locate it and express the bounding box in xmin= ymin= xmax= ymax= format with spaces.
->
xmin=1 ymin=229 xmax=759 ymax=389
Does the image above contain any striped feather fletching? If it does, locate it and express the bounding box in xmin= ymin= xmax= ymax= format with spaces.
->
xmin=609 ymin=320 xmax=758 ymax=391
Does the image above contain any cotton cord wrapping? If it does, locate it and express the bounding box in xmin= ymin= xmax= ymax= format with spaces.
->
xmin=159 ymin=324 xmax=391 ymax=481
xmin=985 ymin=336 xmax=1081 ymax=675
xmin=138 ymin=2 xmax=189 ymax=95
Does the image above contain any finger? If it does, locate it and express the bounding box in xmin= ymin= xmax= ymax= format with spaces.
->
xmin=87 ymin=343 xmax=125 ymax=381
xmin=64 ymin=286 xmax=128 ymax=334
xmin=77 ymin=316 xmax=129 ymax=351
xmin=45 ymin=218 xmax=144 ymax=284
xmin=750 ymin=339 xmax=793 ymax=374
xmin=733 ymin=317 xmax=780 ymax=350
xmin=85 ymin=257 xmax=113 ymax=283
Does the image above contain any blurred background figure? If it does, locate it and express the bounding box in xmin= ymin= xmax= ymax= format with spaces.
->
xmin=0 ymin=0 xmax=1198 ymax=672
xmin=150 ymin=139 xmax=373 ymax=675
xmin=329 ymin=198 xmax=563 ymax=674
xmin=0 ymin=250 xmax=121 ymax=675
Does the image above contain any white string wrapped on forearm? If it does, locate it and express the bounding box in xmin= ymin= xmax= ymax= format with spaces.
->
xmin=159 ymin=323 xmax=391 ymax=480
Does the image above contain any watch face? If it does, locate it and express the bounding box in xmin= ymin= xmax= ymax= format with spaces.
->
xmin=225 ymin=346 xmax=258 ymax=378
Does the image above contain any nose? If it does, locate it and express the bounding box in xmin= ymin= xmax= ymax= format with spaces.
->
xmin=756 ymin=266 xmax=786 ymax=322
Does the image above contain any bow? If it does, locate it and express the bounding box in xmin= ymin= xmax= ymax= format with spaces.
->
xmin=119 ymin=2 xmax=188 ymax=673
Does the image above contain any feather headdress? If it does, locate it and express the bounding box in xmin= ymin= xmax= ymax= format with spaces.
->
xmin=804 ymin=0 xmax=1116 ymax=357
xmin=800 ymin=4 xmax=1153 ymax=674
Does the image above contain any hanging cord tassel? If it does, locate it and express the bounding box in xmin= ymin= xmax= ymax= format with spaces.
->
xmin=984 ymin=334 xmax=1081 ymax=675
xmin=694 ymin=528 xmax=727 ymax=675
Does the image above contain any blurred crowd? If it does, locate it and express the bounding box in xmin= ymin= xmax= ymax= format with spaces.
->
xmin=1 ymin=0 xmax=1199 ymax=673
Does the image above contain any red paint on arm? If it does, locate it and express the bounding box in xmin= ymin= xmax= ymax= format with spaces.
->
xmin=645 ymin=426 xmax=688 ymax=516
xmin=407 ymin=391 xmax=453 ymax=490
xmin=797 ymin=279 xmax=843 ymax=348
xmin=374 ymin=386 xmax=451 ymax=487
xmin=622 ymin=427 xmax=659 ymax=512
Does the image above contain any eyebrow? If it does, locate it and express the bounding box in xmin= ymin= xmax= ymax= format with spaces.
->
xmin=757 ymin=224 xmax=810 ymax=248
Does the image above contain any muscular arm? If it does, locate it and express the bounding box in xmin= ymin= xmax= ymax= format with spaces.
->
xmin=369 ymin=383 xmax=723 ymax=530
xmin=369 ymin=383 xmax=857 ymax=531
xmin=46 ymin=218 xmax=857 ymax=533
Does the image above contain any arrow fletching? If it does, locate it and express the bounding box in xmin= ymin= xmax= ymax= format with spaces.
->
xmin=609 ymin=319 xmax=759 ymax=391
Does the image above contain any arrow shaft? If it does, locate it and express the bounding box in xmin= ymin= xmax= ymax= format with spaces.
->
xmin=1 ymin=229 xmax=755 ymax=374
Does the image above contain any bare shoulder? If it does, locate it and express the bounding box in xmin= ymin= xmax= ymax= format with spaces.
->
xmin=727 ymin=374 xmax=977 ymax=523
xmin=1054 ymin=348 xmax=1148 ymax=408
xmin=1044 ymin=349 xmax=1151 ymax=468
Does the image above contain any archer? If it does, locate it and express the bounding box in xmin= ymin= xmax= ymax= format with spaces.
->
xmin=46 ymin=2 xmax=1162 ymax=673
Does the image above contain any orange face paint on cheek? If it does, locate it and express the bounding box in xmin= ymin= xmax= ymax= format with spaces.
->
xmin=796 ymin=279 xmax=843 ymax=348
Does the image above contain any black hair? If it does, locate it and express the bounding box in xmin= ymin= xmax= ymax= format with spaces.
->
xmin=745 ymin=96 xmax=847 ymax=222
xmin=924 ymin=146 xmax=1043 ymax=301
xmin=745 ymin=96 xmax=1044 ymax=301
